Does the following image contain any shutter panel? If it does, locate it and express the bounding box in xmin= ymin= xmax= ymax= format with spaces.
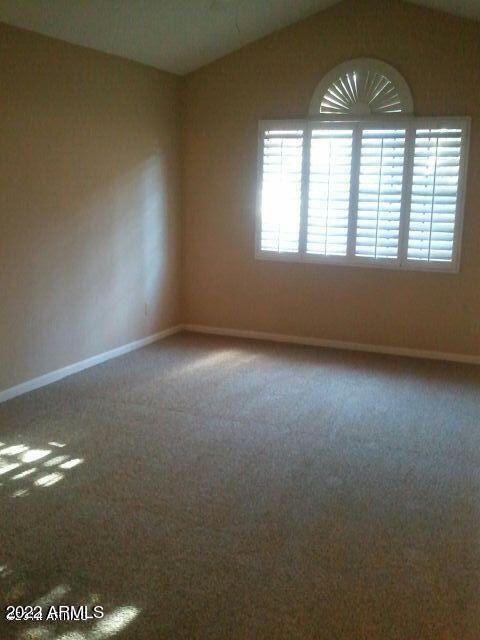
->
xmin=306 ymin=129 xmax=353 ymax=256
xmin=260 ymin=128 xmax=303 ymax=253
xmin=407 ymin=129 xmax=462 ymax=262
xmin=355 ymin=129 xmax=405 ymax=259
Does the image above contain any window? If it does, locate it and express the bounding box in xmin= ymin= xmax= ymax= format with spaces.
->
xmin=309 ymin=58 xmax=414 ymax=116
xmin=256 ymin=63 xmax=469 ymax=272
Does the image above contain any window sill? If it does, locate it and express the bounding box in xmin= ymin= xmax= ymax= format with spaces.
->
xmin=255 ymin=250 xmax=460 ymax=273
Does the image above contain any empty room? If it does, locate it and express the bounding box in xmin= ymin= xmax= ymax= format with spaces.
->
xmin=0 ymin=0 xmax=479 ymax=637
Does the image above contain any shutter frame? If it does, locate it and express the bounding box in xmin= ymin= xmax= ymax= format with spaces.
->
xmin=403 ymin=118 xmax=471 ymax=272
xmin=354 ymin=126 xmax=407 ymax=263
xmin=256 ymin=120 xmax=305 ymax=258
xmin=306 ymin=123 xmax=355 ymax=257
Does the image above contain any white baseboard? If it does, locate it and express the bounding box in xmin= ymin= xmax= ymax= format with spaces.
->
xmin=0 ymin=325 xmax=182 ymax=404
xmin=182 ymin=324 xmax=480 ymax=365
xmin=2 ymin=322 xmax=477 ymax=405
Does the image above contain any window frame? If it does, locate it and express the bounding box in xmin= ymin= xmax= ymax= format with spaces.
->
xmin=255 ymin=115 xmax=471 ymax=273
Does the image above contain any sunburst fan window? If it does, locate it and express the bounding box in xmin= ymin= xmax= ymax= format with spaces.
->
xmin=309 ymin=58 xmax=414 ymax=116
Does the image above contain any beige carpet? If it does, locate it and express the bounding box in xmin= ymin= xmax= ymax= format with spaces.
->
xmin=0 ymin=332 xmax=479 ymax=639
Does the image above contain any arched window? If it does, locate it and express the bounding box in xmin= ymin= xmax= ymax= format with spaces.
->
xmin=256 ymin=59 xmax=469 ymax=272
xmin=309 ymin=58 xmax=413 ymax=116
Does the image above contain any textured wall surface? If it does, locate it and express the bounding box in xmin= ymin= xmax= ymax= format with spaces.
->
xmin=1 ymin=0 xmax=479 ymax=394
xmin=181 ymin=0 xmax=480 ymax=356
xmin=0 ymin=22 xmax=181 ymax=389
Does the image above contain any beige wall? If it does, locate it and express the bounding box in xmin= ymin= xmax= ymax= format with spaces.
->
xmin=1 ymin=0 xmax=479 ymax=394
xmin=181 ymin=0 xmax=480 ymax=356
xmin=0 ymin=22 xmax=181 ymax=390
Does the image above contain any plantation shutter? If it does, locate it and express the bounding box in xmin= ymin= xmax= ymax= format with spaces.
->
xmin=355 ymin=129 xmax=406 ymax=259
xmin=259 ymin=128 xmax=304 ymax=253
xmin=306 ymin=128 xmax=353 ymax=256
xmin=407 ymin=128 xmax=463 ymax=262
xmin=257 ymin=118 xmax=468 ymax=271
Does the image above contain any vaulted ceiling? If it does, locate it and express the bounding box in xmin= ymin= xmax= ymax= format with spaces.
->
xmin=0 ymin=0 xmax=478 ymax=75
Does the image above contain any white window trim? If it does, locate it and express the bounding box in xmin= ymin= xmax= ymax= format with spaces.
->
xmin=255 ymin=116 xmax=471 ymax=273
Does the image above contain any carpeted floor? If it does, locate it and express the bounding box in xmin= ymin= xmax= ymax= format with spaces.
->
xmin=0 ymin=332 xmax=479 ymax=639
